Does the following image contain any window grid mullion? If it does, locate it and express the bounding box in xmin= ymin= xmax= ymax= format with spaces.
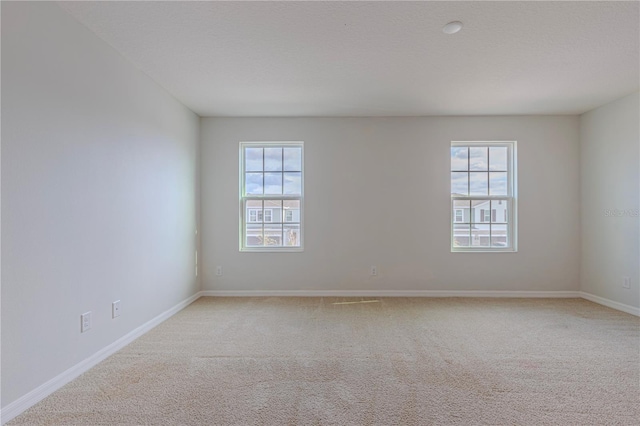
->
xmin=467 ymin=150 xmax=470 ymax=196
xmin=487 ymin=147 xmax=490 ymax=196
xmin=489 ymin=201 xmax=493 ymax=245
xmin=508 ymin=145 xmax=512 ymax=198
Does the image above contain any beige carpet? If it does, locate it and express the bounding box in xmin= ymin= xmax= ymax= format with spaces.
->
xmin=8 ymin=297 xmax=640 ymax=425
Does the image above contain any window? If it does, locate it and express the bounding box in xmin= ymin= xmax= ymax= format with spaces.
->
xmin=248 ymin=209 xmax=263 ymax=222
xmin=240 ymin=142 xmax=303 ymax=250
xmin=451 ymin=142 xmax=517 ymax=251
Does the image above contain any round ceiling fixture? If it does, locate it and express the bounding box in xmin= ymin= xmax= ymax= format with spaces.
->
xmin=443 ymin=21 xmax=463 ymax=34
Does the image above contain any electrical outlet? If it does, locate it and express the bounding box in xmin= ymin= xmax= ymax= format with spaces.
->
xmin=370 ymin=265 xmax=378 ymax=276
xmin=81 ymin=312 xmax=92 ymax=333
xmin=622 ymin=277 xmax=631 ymax=289
xmin=216 ymin=266 xmax=223 ymax=276
xmin=112 ymin=300 xmax=121 ymax=318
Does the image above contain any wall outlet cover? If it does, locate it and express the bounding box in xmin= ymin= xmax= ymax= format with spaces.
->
xmin=81 ymin=312 xmax=92 ymax=333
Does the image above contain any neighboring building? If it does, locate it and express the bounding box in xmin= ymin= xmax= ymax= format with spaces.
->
xmin=245 ymin=200 xmax=301 ymax=247
xmin=453 ymin=198 xmax=509 ymax=247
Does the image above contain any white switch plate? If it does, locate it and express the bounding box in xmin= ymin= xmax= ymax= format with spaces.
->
xmin=216 ymin=266 xmax=223 ymax=276
xmin=112 ymin=300 xmax=121 ymax=318
xmin=370 ymin=265 xmax=378 ymax=276
xmin=622 ymin=277 xmax=631 ymax=289
xmin=81 ymin=312 xmax=92 ymax=333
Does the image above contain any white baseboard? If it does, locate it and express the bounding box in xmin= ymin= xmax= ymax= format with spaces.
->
xmin=0 ymin=292 xmax=203 ymax=425
xmin=200 ymin=290 xmax=581 ymax=298
xmin=579 ymin=291 xmax=640 ymax=316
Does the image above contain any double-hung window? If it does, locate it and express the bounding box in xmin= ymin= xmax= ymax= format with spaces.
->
xmin=240 ymin=142 xmax=303 ymax=251
xmin=451 ymin=141 xmax=517 ymax=252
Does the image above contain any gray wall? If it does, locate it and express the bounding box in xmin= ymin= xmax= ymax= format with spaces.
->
xmin=1 ymin=2 xmax=200 ymax=407
xmin=201 ymin=116 xmax=580 ymax=293
xmin=580 ymin=92 xmax=640 ymax=308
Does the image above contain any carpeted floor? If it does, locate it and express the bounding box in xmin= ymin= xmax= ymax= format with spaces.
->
xmin=8 ymin=297 xmax=640 ymax=425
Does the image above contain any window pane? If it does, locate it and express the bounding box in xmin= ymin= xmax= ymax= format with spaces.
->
xmin=245 ymin=173 xmax=263 ymax=195
xmin=469 ymin=172 xmax=488 ymax=196
xmin=264 ymin=147 xmax=283 ymax=171
xmin=245 ymin=148 xmax=263 ymax=172
xmin=451 ymin=147 xmax=468 ymax=171
xmin=265 ymin=200 xmax=282 ymax=222
xmin=264 ymin=224 xmax=282 ymax=246
xmin=284 ymin=147 xmax=302 ymax=171
xmin=469 ymin=147 xmax=488 ymax=171
xmin=491 ymin=224 xmax=508 ymax=247
xmin=246 ymin=200 xmax=262 ymax=223
xmin=246 ymin=200 xmax=262 ymax=209
xmin=246 ymin=224 xmax=263 ymax=247
xmin=470 ymin=200 xmax=490 ymax=223
xmin=451 ymin=172 xmax=468 ymax=196
xmin=491 ymin=200 xmax=508 ymax=223
xmin=453 ymin=200 xmax=470 ymax=223
xmin=264 ymin=172 xmax=283 ymax=195
xmin=471 ymin=224 xmax=490 ymax=247
xmin=453 ymin=224 xmax=470 ymax=247
xmin=284 ymin=172 xmax=302 ymax=195
xmin=489 ymin=147 xmax=508 ymax=171
xmin=489 ymin=172 xmax=508 ymax=196
xmin=283 ymin=200 xmax=300 ymax=223
xmin=284 ymin=224 xmax=301 ymax=247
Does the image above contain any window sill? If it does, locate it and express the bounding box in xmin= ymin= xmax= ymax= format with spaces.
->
xmin=451 ymin=248 xmax=517 ymax=253
xmin=240 ymin=247 xmax=304 ymax=253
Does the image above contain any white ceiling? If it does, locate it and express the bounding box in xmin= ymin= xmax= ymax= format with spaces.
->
xmin=59 ymin=1 xmax=639 ymax=117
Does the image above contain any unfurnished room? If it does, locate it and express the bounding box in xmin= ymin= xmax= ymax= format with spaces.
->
xmin=1 ymin=1 xmax=639 ymax=425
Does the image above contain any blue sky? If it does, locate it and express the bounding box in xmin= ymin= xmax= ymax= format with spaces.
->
xmin=451 ymin=146 xmax=508 ymax=196
xmin=244 ymin=147 xmax=302 ymax=195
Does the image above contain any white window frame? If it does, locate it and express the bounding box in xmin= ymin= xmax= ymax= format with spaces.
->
xmin=240 ymin=141 xmax=304 ymax=252
xmin=285 ymin=210 xmax=294 ymax=222
xmin=451 ymin=141 xmax=517 ymax=253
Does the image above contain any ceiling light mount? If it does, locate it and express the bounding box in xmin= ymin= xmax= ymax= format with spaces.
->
xmin=443 ymin=21 xmax=463 ymax=35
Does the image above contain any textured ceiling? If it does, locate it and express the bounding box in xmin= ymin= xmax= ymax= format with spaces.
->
xmin=59 ymin=1 xmax=639 ymax=117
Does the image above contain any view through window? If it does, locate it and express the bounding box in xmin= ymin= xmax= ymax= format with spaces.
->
xmin=451 ymin=142 xmax=516 ymax=251
xmin=240 ymin=142 xmax=303 ymax=250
